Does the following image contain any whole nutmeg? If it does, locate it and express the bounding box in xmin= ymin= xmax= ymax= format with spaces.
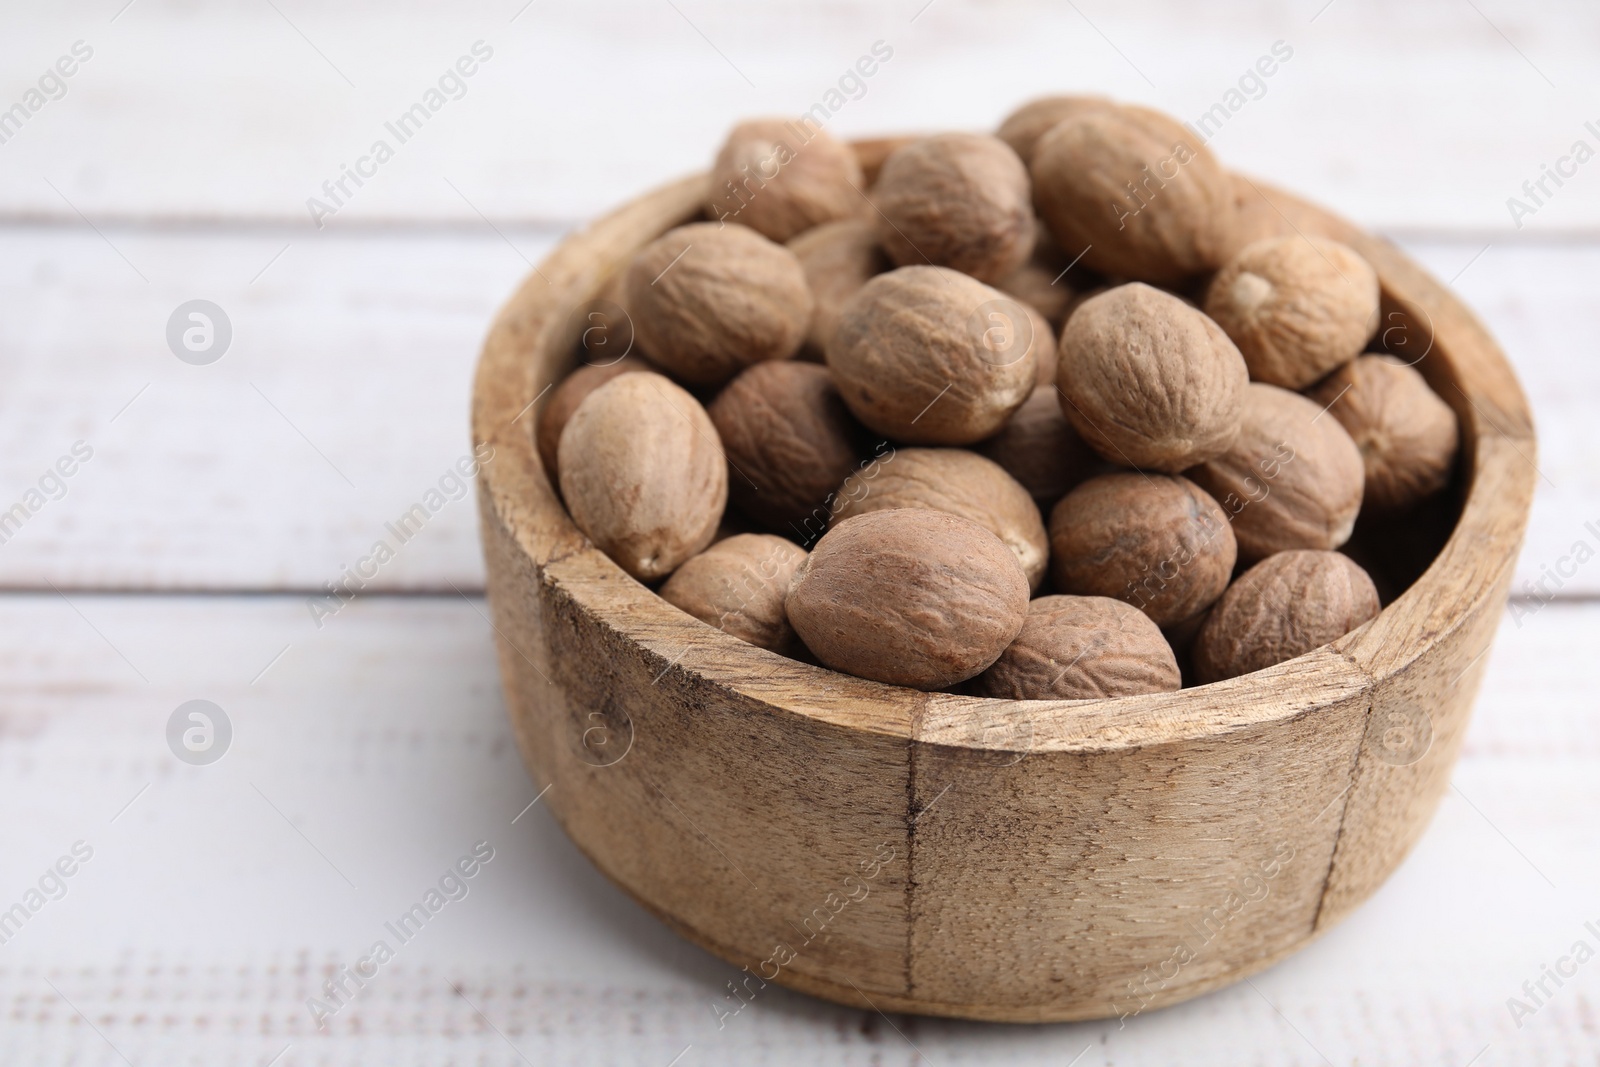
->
xmin=1216 ymin=172 xmax=1299 ymax=263
xmin=536 ymin=356 xmax=650 ymax=481
xmin=833 ymin=447 xmax=1049 ymax=590
xmin=977 ymin=385 xmax=1101 ymax=511
xmin=1193 ymin=550 xmax=1381 ymax=683
xmin=1308 ymin=355 xmax=1459 ymax=512
xmin=1204 ymin=235 xmax=1380 ymax=389
xmin=974 ymin=595 xmax=1180 ymax=700
xmin=557 ymin=372 xmax=727 ymax=581
xmin=1187 ymin=383 xmax=1365 ymax=561
xmin=626 ymin=222 xmax=813 ymax=387
xmin=659 ymin=533 xmax=808 ymax=653
xmin=872 ymin=133 xmax=1035 ymax=283
xmin=1031 ymin=105 xmax=1235 ymax=284
xmin=997 ymin=231 xmax=1080 ymax=330
xmin=787 ymin=219 xmax=891 ymax=358
xmin=785 ymin=508 xmax=1029 ymax=690
xmin=707 ymin=361 xmax=865 ymax=531
xmin=995 ymin=94 xmax=1115 ymax=165
xmin=707 ymin=119 xmax=865 ymax=243
xmin=1048 ymin=472 xmax=1237 ymax=628
xmin=827 ymin=266 xmax=1035 ymax=444
xmin=1056 ymin=283 xmax=1248 ymax=471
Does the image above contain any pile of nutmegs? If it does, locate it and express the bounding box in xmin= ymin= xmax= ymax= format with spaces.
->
xmin=536 ymin=98 xmax=1460 ymax=697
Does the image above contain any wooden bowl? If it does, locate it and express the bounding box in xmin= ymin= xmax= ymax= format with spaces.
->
xmin=471 ymin=156 xmax=1535 ymax=1023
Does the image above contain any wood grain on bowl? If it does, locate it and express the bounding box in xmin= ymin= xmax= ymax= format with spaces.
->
xmin=469 ymin=147 xmax=1535 ymax=1022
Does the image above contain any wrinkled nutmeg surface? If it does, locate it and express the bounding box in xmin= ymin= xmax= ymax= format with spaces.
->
xmin=833 ymin=447 xmax=1049 ymax=590
xmin=996 ymin=94 xmax=1115 ymax=165
xmin=707 ymin=119 xmax=865 ymax=243
xmin=976 ymin=385 xmax=1101 ymax=512
xmin=974 ymin=595 xmax=1180 ymax=700
xmin=708 ymin=361 xmax=866 ymax=531
xmin=1187 ymin=383 xmax=1365 ymax=561
xmin=627 ymin=222 xmax=813 ymax=387
xmin=1049 ymin=472 xmax=1237 ymax=627
xmin=660 ymin=533 xmax=808 ymax=653
xmin=1056 ymin=283 xmax=1248 ymax=471
xmin=557 ymin=372 xmax=727 ymax=581
xmin=873 ymin=133 xmax=1036 ymax=283
xmin=536 ymin=356 xmax=650 ymax=481
xmin=1205 ymin=235 xmax=1380 ymax=389
xmin=787 ymin=218 xmax=891 ymax=358
xmin=1031 ymin=105 xmax=1235 ymax=284
xmin=828 ymin=266 xmax=1035 ymax=445
xmin=1193 ymin=550 xmax=1380 ymax=683
xmin=1308 ymin=354 xmax=1459 ymax=513
xmin=785 ymin=508 xmax=1029 ymax=690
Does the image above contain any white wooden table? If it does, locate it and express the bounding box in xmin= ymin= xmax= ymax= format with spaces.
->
xmin=1 ymin=2 xmax=1595 ymax=1063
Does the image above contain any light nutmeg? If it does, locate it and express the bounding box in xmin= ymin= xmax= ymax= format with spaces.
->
xmin=707 ymin=361 xmax=866 ymax=531
xmin=659 ymin=533 xmax=808 ymax=653
xmin=1204 ymin=235 xmax=1380 ymax=389
xmin=976 ymin=385 xmax=1101 ymax=512
xmin=1308 ymin=354 xmax=1459 ymax=513
xmin=787 ymin=218 xmax=891 ymax=358
xmin=557 ymin=372 xmax=727 ymax=581
xmin=785 ymin=508 xmax=1029 ymax=690
xmin=1056 ymin=283 xmax=1249 ymax=471
xmin=827 ymin=266 xmax=1035 ymax=445
xmin=707 ymin=119 xmax=865 ymax=243
xmin=536 ymin=356 xmax=650 ymax=481
xmin=833 ymin=447 xmax=1049 ymax=590
xmin=1193 ymin=550 xmax=1380 ymax=683
xmin=1187 ymin=383 xmax=1365 ymax=561
xmin=1048 ymin=472 xmax=1237 ymax=628
xmin=974 ymin=595 xmax=1180 ymax=700
xmin=995 ymin=94 xmax=1115 ymax=165
xmin=872 ymin=133 xmax=1036 ymax=284
xmin=626 ymin=222 xmax=813 ymax=387
xmin=1031 ymin=105 xmax=1235 ymax=283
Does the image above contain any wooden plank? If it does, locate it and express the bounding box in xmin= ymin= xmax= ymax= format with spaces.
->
xmin=0 ymin=1 xmax=1596 ymax=231
xmin=0 ymin=592 xmax=1591 ymax=1062
xmin=0 ymin=226 xmax=1590 ymax=595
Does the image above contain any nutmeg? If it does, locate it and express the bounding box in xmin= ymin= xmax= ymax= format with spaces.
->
xmin=1048 ymin=472 xmax=1237 ymax=628
xmin=626 ymin=222 xmax=813 ymax=387
xmin=1215 ymin=172 xmax=1299 ymax=263
xmin=785 ymin=508 xmax=1029 ymax=690
xmin=974 ymin=595 xmax=1180 ymax=700
xmin=976 ymin=385 xmax=1101 ymax=512
xmin=827 ymin=266 xmax=1035 ymax=445
xmin=660 ymin=533 xmax=808 ymax=653
xmin=1193 ymin=550 xmax=1381 ymax=683
xmin=995 ymin=94 xmax=1115 ymax=165
xmin=707 ymin=118 xmax=865 ymax=243
xmin=833 ymin=447 xmax=1049 ymax=590
xmin=557 ymin=372 xmax=727 ymax=581
xmin=1308 ymin=354 xmax=1459 ymax=512
xmin=707 ymin=361 xmax=865 ymax=532
xmin=787 ymin=218 xmax=891 ymax=358
xmin=1056 ymin=283 xmax=1248 ymax=471
xmin=1031 ymin=104 xmax=1235 ymax=284
xmin=1204 ymin=235 xmax=1380 ymax=389
xmin=1187 ymin=383 xmax=1365 ymax=561
xmin=872 ymin=133 xmax=1035 ymax=284
xmin=996 ymin=229 xmax=1080 ymax=331
xmin=536 ymin=356 xmax=650 ymax=482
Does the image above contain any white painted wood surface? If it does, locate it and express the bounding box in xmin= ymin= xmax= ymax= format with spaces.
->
xmin=1 ymin=1 xmax=1595 ymax=1061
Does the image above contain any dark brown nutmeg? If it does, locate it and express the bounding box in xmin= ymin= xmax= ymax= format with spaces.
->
xmin=976 ymin=385 xmax=1101 ymax=513
xmin=787 ymin=218 xmax=891 ymax=358
xmin=974 ymin=595 xmax=1180 ymax=700
xmin=707 ymin=118 xmax=865 ymax=243
xmin=626 ymin=222 xmax=813 ymax=387
xmin=659 ymin=533 xmax=808 ymax=653
xmin=785 ymin=509 xmax=1029 ymax=690
xmin=872 ymin=133 xmax=1036 ymax=284
xmin=707 ymin=361 xmax=866 ymax=531
xmin=1193 ymin=550 xmax=1381 ymax=682
xmin=1048 ymin=473 xmax=1237 ymax=627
